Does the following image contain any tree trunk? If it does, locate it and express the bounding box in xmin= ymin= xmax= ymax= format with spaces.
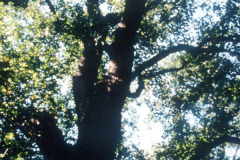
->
xmin=64 ymin=0 xmax=147 ymax=158
xmin=76 ymin=82 xmax=130 ymax=160
xmin=73 ymin=44 xmax=134 ymax=160
xmin=16 ymin=0 xmax=148 ymax=159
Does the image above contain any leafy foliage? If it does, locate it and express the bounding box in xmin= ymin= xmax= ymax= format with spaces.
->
xmin=0 ymin=2 xmax=79 ymax=159
xmin=0 ymin=0 xmax=239 ymax=159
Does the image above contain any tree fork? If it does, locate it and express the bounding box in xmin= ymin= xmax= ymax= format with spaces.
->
xmin=71 ymin=1 xmax=148 ymax=159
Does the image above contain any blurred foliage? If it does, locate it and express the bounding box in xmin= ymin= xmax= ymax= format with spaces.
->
xmin=0 ymin=0 xmax=239 ymax=159
xmin=0 ymin=1 xmax=80 ymax=159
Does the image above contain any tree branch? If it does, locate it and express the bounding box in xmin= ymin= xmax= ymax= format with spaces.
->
xmin=131 ymin=0 xmax=239 ymax=80
xmin=132 ymin=45 xmax=196 ymax=79
xmin=128 ymin=75 xmax=144 ymax=98
xmin=45 ymin=0 xmax=56 ymax=14
xmin=225 ymin=137 xmax=240 ymax=144
xmin=233 ymin=144 xmax=239 ymax=160
xmin=86 ymin=0 xmax=100 ymax=14
xmin=107 ymin=0 xmax=147 ymax=79
xmin=86 ymin=0 xmax=102 ymax=29
xmin=132 ymin=32 xmax=240 ymax=79
xmin=143 ymin=67 xmax=185 ymax=80
xmin=191 ymin=135 xmax=240 ymax=160
xmin=18 ymin=107 xmax=74 ymax=159
xmin=122 ymin=0 xmax=147 ymax=29
xmin=144 ymin=0 xmax=162 ymax=14
xmin=103 ymin=13 xmax=122 ymax=26
xmin=0 ymin=0 xmax=28 ymax=8
xmin=10 ymin=97 xmax=74 ymax=159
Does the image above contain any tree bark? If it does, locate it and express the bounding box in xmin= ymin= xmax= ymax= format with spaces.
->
xmin=2 ymin=0 xmax=240 ymax=159
xmin=71 ymin=1 xmax=147 ymax=159
xmin=72 ymin=33 xmax=135 ymax=160
xmin=70 ymin=44 xmax=133 ymax=160
xmin=15 ymin=0 xmax=146 ymax=159
xmin=75 ymin=82 xmax=129 ymax=160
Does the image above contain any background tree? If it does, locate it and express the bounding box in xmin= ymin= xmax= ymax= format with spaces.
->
xmin=0 ymin=0 xmax=239 ymax=159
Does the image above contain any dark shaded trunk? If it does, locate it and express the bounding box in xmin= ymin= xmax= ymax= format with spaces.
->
xmin=50 ymin=0 xmax=147 ymax=158
xmin=72 ymin=42 xmax=134 ymax=160
xmin=16 ymin=0 xmax=148 ymax=159
xmin=76 ymin=81 xmax=130 ymax=160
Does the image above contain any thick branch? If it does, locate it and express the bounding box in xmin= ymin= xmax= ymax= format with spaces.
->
xmin=4 ymin=90 xmax=70 ymax=158
xmin=16 ymin=104 xmax=73 ymax=159
xmin=103 ymin=13 xmax=122 ymax=26
xmin=45 ymin=0 xmax=56 ymax=14
xmin=0 ymin=0 xmax=28 ymax=8
xmin=225 ymin=137 xmax=240 ymax=144
xmin=122 ymin=0 xmax=147 ymax=30
xmin=86 ymin=0 xmax=100 ymax=16
xmin=191 ymin=135 xmax=240 ymax=160
xmin=86 ymin=0 xmax=102 ymax=31
xmin=128 ymin=75 xmax=144 ymax=98
xmin=108 ymin=0 xmax=147 ymax=79
xmin=144 ymin=0 xmax=161 ymax=14
xmin=132 ymin=45 xmax=195 ymax=79
xmin=132 ymin=33 xmax=240 ymax=79
xmin=73 ymin=40 xmax=100 ymax=108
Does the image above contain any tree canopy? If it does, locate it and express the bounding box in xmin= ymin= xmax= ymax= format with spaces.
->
xmin=0 ymin=0 xmax=240 ymax=159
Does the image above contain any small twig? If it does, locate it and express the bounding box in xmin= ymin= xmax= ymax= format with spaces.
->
xmin=0 ymin=148 xmax=8 ymax=158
